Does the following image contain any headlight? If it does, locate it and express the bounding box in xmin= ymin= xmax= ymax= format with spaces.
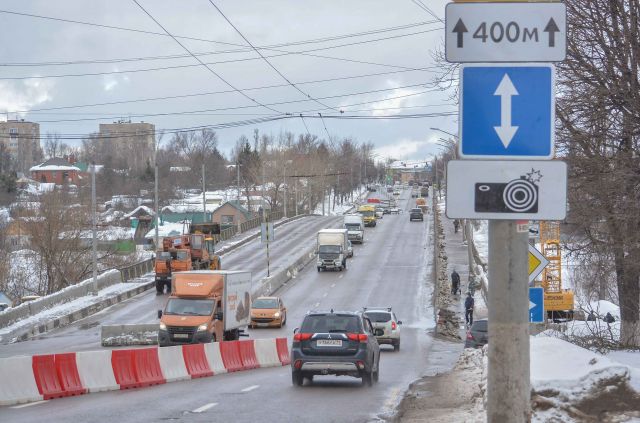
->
xmin=197 ymin=324 xmax=208 ymax=332
xmin=274 ymin=312 xmax=281 ymax=318
xmin=159 ymin=322 xmax=167 ymax=330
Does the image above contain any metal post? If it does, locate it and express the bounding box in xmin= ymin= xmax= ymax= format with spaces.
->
xmin=294 ymin=180 xmax=298 ymax=216
xmin=154 ymin=143 xmax=159 ymax=251
xmin=237 ymin=162 xmax=241 ymax=205
xmin=266 ymin=216 xmax=271 ymax=277
xmin=283 ymin=163 xmax=288 ymax=218
xmin=202 ymin=163 xmax=206 ymax=223
xmin=91 ymin=162 xmax=98 ymax=295
xmin=262 ymin=164 xmax=266 ymax=213
xmin=487 ymin=220 xmax=530 ymax=423
xmin=465 ymin=219 xmax=475 ymax=278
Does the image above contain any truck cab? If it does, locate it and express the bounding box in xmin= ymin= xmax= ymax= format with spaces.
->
xmin=316 ymin=229 xmax=349 ymax=272
xmin=344 ymin=214 xmax=364 ymax=244
xmin=158 ymin=270 xmax=252 ymax=346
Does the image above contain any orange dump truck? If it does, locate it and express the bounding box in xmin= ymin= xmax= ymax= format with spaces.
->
xmin=157 ymin=270 xmax=252 ymax=346
xmin=415 ymin=197 xmax=428 ymax=214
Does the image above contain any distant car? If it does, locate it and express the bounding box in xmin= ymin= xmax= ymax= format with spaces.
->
xmin=250 ymin=296 xmax=287 ymax=328
xmin=375 ymin=207 xmax=384 ymax=219
xmin=291 ymin=310 xmax=381 ymax=387
xmin=382 ymin=206 xmax=391 ymax=214
xmin=387 ymin=187 xmax=394 ymax=193
xmin=363 ymin=307 xmax=402 ymax=351
xmin=409 ymin=208 xmax=423 ymax=221
xmin=346 ymin=240 xmax=354 ymax=258
xmin=390 ymin=207 xmax=400 ymax=214
xmin=464 ymin=319 xmax=488 ymax=349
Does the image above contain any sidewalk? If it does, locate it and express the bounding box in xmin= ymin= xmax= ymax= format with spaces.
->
xmin=440 ymin=205 xmax=488 ymax=327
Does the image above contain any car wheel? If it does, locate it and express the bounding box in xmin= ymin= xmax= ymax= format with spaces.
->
xmin=362 ymin=370 xmax=373 ymax=387
xmin=373 ymin=362 xmax=380 ymax=383
xmin=292 ymin=371 xmax=304 ymax=387
xmin=317 ymin=267 xmax=321 ymax=272
xmin=344 ymin=260 xmax=347 ymax=270
xmin=394 ymin=341 xmax=400 ymax=352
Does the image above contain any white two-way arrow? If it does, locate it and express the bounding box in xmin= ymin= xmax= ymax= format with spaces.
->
xmin=493 ymin=74 xmax=519 ymax=148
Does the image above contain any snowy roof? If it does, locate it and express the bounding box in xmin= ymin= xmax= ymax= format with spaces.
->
xmin=144 ymin=221 xmax=189 ymax=239
xmin=123 ymin=205 xmax=155 ymax=219
xmin=389 ymin=160 xmax=430 ymax=170
xmin=30 ymin=158 xmax=81 ymax=173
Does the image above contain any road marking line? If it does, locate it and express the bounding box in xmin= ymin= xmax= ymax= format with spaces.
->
xmin=315 ymin=302 xmax=320 ymax=307
xmin=339 ymin=275 xmax=344 ymax=279
xmin=241 ymin=385 xmax=260 ymax=393
xmin=323 ymin=292 xmax=328 ymax=298
xmin=330 ymin=283 xmax=336 ymax=288
xmin=11 ymin=401 xmax=49 ymax=409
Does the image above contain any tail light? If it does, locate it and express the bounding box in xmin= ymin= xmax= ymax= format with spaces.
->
xmin=347 ymin=333 xmax=368 ymax=343
xmin=293 ymin=333 xmax=312 ymax=341
xmin=356 ymin=360 xmax=365 ymax=369
xmin=391 ymin=321 xmax=397 ymax=330
xmin=466 ymin=331 xmax=474 ymax=340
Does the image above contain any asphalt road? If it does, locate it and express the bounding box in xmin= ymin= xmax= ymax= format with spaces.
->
xmin=0 ymin=214 xmax=342 ymax=358
xmin=1 ymin=187 xmax=448 ymax=423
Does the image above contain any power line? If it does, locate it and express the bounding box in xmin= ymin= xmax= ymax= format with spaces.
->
xmin=410 ymin=0 xmax=444 ymax=23
xmin=0 ymin=27 xmax=440 ymax=81
xmin=130 ymin=0 xmax=281 ymax=114
xmin=13 ymin=66 xmax=441 ymax=114
xmin=0 ymin=112 xmax=458 ymax=141
xmin=208 ymin=0 xmax=340 ymax=113
xmin=0 ymin=20 xmax=439 ymax=67
xmin=26 ymin=83 xmax=442 ymax=123
xmin=299 ymin=114 xmax=312 ymax=136
xmin=318 ymin=113 xmax=332 ymax=140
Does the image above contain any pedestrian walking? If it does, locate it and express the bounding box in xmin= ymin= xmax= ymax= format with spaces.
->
xmin=451 ymin=269 xmax=461 ymax=295
xmin=453 ymin=219 xmax=460 ymax=233
xmin=604 ymin=312 xmax=615 ymax=324
xmin=465 ymin=292 xmax=475 ymax=326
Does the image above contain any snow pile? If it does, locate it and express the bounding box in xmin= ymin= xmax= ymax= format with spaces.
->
xmin=585 ymin=300 xmax=620 ymax=320
xmin=531 ymin=336 xmax=639 ymax=422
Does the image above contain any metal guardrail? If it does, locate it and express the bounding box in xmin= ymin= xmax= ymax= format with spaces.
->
xmin=119 ymin=258 xmax=154 ymax=282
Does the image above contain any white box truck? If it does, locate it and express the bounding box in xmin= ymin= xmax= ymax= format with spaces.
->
xmin=316 ymin=228 xmax=349 ymax=272
xmin=344 ymin=214 xmax=364 ymax=244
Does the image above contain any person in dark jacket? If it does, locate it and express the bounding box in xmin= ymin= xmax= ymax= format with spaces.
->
xmin=604 ymin=312 xmax=616 ymax=324
xmin=451 ymin=269 xmax=461 ymax=295
xmin=465 ymin=292 xmax=475 ymax=326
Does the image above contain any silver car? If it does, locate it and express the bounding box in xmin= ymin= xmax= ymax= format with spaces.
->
xmin=363 ymin=307 xmax=402 ymax=351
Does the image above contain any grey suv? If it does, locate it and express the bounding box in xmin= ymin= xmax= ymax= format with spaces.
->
xmin=291 ymin=310 xmax=380 ymax=387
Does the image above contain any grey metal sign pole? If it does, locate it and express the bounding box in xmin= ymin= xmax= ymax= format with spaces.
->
xmin=487 ymin=220 xmax=530 ymax=422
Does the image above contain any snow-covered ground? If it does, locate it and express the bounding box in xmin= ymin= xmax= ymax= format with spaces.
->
xmin=314 ymin=186 xmax=368 ymax=216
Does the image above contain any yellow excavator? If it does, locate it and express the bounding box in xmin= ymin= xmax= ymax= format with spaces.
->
xmin=538 ymin=221 xmax=574 ymax=320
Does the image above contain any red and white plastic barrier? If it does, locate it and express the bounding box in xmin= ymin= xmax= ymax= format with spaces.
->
xmin=0 ymin=338 xmax=290 ymax=406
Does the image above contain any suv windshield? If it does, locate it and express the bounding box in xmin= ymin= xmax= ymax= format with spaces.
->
xmin=318 ymin=245 xmax=341 ymax=254
xmin=301 ymin=314 xmax=361 ymax=333
xmin=359 ymin=211 xmax=374 ymax=217
xmin=411 ymin=208 xmax=422 ymax=213
xmin=252 ymin=298 xmax=278 ymax=309
xmin=165 ymin=298 xmax=214 ymax=316
xmin=345 ymin=223 xmax=361 ymax=230
xmin=363 ymin=311 xmax=392 ymax=322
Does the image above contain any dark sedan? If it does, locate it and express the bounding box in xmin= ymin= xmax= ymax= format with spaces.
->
xmin=409 ymin=208 xmax=423 ymax=221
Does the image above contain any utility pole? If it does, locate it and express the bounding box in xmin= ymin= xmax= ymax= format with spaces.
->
xmin=154 ymin=138 xmax=159 ymax=252
xmin=262 ymin=163 xmax=266 ymax=214
xmin=201 ymin=163 xmax=206 ymax=223
xmin=294 ymin=180 xmax=298 ymax=216
xmin=236 ymin=162 xmax=241 ymax=205
xmin=91 ymin=162 xmax=98 ymax=295
xmin=488 ymin=221 xmax=530 ymax=422
xmin=283 ymin=163 xmax=288 ymax=218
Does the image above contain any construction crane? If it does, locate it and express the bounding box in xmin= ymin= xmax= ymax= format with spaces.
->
xmin=539 ymin=221 xmax=574 ymax=320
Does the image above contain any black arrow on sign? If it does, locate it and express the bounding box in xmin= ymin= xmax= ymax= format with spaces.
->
xmin=544 ymin=18 xmax=560 ymax=47
xmin=453 ymin=19 xmax=468 ymax=48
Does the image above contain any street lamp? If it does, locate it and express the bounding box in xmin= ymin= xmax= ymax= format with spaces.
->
xmin=430 ymin=127 xmax=458 ymax=138
xmin=226 ymin=163 xmax=242 ymax=205
xmin=90 ymin=162 xmax=98 ymax=296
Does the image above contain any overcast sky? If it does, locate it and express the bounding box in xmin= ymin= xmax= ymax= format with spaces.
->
xmin=0 ymin=0 xmax=456 ymax=162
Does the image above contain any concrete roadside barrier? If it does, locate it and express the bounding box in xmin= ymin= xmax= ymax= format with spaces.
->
xmin=100 ymin=323 xmax=158 ymax=346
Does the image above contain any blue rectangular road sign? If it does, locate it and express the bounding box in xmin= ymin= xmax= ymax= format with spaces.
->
xmin=460 ymin=64 xmax=555 ymax=160
xmin=529 ymin=287 xmax=545 ymax=323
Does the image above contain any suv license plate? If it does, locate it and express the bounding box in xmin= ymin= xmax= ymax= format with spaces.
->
xmin=317 ymin=339 xmax=342 ymax=347
xmin=173 ymin=333 xmax=189 ymax=339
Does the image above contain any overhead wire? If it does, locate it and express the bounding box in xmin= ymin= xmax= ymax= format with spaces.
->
xmin=318 ymin=113 xmax=333 ymax=141
xmin=410 ymin=0 xmax=444 ymax=23
xmin=130 ymin=0 xmax=281 ymax=114
xmin=207 ymin=0 xmax=341 ymax=113
xmin=0 ymin=27 xmax=441 ymax=81
xmin=0 ymin=20 xmax=440 ymax=67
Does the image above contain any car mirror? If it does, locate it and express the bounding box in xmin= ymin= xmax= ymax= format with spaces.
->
xmin=374 ymin=329 xmax=384 ymax=336
xmin=293 ymin=327 xmax=299 ymax=334
xmin=397 ymin=320 xmax=403 ymax=325
xmin=157 ymin=310 xmax=163 ymax=319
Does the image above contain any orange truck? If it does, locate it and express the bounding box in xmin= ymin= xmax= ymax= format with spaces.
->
xmin=154 ymin=231 xmax=222 ymax=294
xmin=415 ymin=197 xmax=428 ymax=214
xmin=157 ymin=270 xmax=252 ymax=346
